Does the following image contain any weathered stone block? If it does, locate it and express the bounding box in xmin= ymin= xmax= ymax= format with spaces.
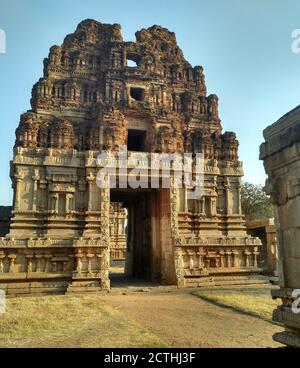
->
xmin=261 ymin=104 xmax=300 ymax=347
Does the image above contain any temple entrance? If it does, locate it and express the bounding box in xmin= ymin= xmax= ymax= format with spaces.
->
xmin=109 ymin=188 xmax=175 ymax=287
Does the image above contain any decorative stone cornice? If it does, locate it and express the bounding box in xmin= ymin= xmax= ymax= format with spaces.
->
xmin=260 ymin=105 xmax=300 ymax=159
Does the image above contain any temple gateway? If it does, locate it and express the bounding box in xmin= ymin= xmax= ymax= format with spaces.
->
xmin=0 ymin=20 xmax=262 ymax=294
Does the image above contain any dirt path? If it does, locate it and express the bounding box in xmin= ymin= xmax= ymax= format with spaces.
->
xmin=100 ymin=291 xmax=282 ymax=348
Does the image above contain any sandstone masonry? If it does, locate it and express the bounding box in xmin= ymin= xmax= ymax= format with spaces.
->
xmin=0 ymin=19 xmax=262 ymax=294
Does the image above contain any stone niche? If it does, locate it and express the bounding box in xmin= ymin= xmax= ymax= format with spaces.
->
xmin=0 ymin=19 xmax=263 ymax=295
xmin=260 ymin=105 xmax=300 ymax=347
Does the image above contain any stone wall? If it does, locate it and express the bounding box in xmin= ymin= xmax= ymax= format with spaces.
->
xmin=260 ymin=105 xmax=300 ymax=347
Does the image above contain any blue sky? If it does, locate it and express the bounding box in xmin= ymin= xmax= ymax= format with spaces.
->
xmin=1 ymin=0 xmax=300 ymax=205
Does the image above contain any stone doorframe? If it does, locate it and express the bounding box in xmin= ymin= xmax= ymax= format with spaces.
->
xmin=108 ymin=184 xmax=180 ymax=286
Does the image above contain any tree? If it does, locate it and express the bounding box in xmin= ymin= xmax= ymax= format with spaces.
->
xmin=241 ymin=182 xmax=274 ymax=221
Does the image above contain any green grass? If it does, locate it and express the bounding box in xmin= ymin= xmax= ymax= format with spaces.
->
xmin=0 ymin=295 xmax=167 ymax=348
xmin=192 ymin=287 xmax=281 ymax=324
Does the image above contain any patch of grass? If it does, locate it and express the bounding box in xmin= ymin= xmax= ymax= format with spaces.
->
xmin=192 ymin=287 xmax=281 ymax=324
xmin=0 ymin=295 xmax=167 ymax=348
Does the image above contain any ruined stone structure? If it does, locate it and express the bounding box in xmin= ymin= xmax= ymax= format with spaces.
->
xmin=0 ymin=19 xmax=262 ymax=295
xmin=261 ymin=106 xmax=300 ymax=347
xmin=246 ymin=218 xmax=278 ymax=276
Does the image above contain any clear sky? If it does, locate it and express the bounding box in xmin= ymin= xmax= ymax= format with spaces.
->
xmin=1 ymin=0 xmax=300 ymax=205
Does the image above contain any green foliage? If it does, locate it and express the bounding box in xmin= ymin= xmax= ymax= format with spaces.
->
xmin=241 ymin=182 xmax=273 ymax=220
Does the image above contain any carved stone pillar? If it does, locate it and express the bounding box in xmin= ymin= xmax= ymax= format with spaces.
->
xmin=70 ymin=192 xmax=75 ymax=211
xmin=225 ymin=251 xmax=232 ymax=267
xmin=187 ymin=250 xmax=194 ymax=270
xmin=171 ymin=178 xmax=185 ymax=286
xmin=244 ymin=251 xmax=251 ymax=267
xmin=66 ymin=193 xmax=74 ymax=213
xmin=211 ymin=196 xmax=217 ymax=216
xmin=51 ymin=193 xmax=58 ymax=213
xmin=66 ymin=193 xmax=70 ymax=213
xmin=26 ymin=254 xmax=33 ymax=273
xmin=96 ymin=254 xmax=103 ymax=275
xmin=52 ymin=261 xmax=57 ymax=273
xmin=14 ymin=173 xmax=23 ymax=211
xmin=86 ymin=173 xmax=95 ymax=211
xmin=63 ymin=261 xmax=69 ymax=272
xmin=0 ymin=252 xmax=5 ymax=273
xmin=35 ymin=254 xmax=43 ymax=273
xmin=232 ymin=250 xmax=239 ymax=268
xmin=99 ymin=182 xmax=110 ymax=290
xmin=44 ymin=254 xmax=52 ymax=272
xmin=99 ymin=247 xmax=110 ymax=290
xmin=74 ymin=253 xmax=84 ymax=275
xmin=86 ymin=253 xmax=94 ymax=274
xmin=8 ymin=254 xmax=16 ymax=273
xmin=31 ymin=169 xmax=39 ymax=211
xmin=183 ymin=188 xmax=188 ymax=212
xmin=201 ymin=197 xmax=205 ymax=215
xmin=260 ymin=106 xmax=300 ymax=346
xmin=39 ymin=179 xmax=47 ymax=210
xmin=252 ymin=250 xmax=259 ymax=267
xmin=219 ymin=250 xmax=225 ymax=268
xmin=196 ymin=250 xmax=205 ymax=269
xmin=224 ymin=178 xmax=231 ymax=215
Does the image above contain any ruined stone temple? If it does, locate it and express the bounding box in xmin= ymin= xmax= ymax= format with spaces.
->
xmin=0 ymin=19 xmax=262 ymax=294
xmin=261 ymin=106 xmax=300 ymax=347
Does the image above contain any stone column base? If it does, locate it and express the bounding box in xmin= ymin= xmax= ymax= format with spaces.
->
xmin=273 ymin=331 xmax=300 ymax=348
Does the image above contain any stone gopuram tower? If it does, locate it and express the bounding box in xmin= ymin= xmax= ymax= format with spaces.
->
xmin=0 ymin=20 xmax=262 ymax=294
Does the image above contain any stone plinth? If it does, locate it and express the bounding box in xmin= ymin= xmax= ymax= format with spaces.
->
xmin=260 ymin=105 xmax=300 ymax=347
